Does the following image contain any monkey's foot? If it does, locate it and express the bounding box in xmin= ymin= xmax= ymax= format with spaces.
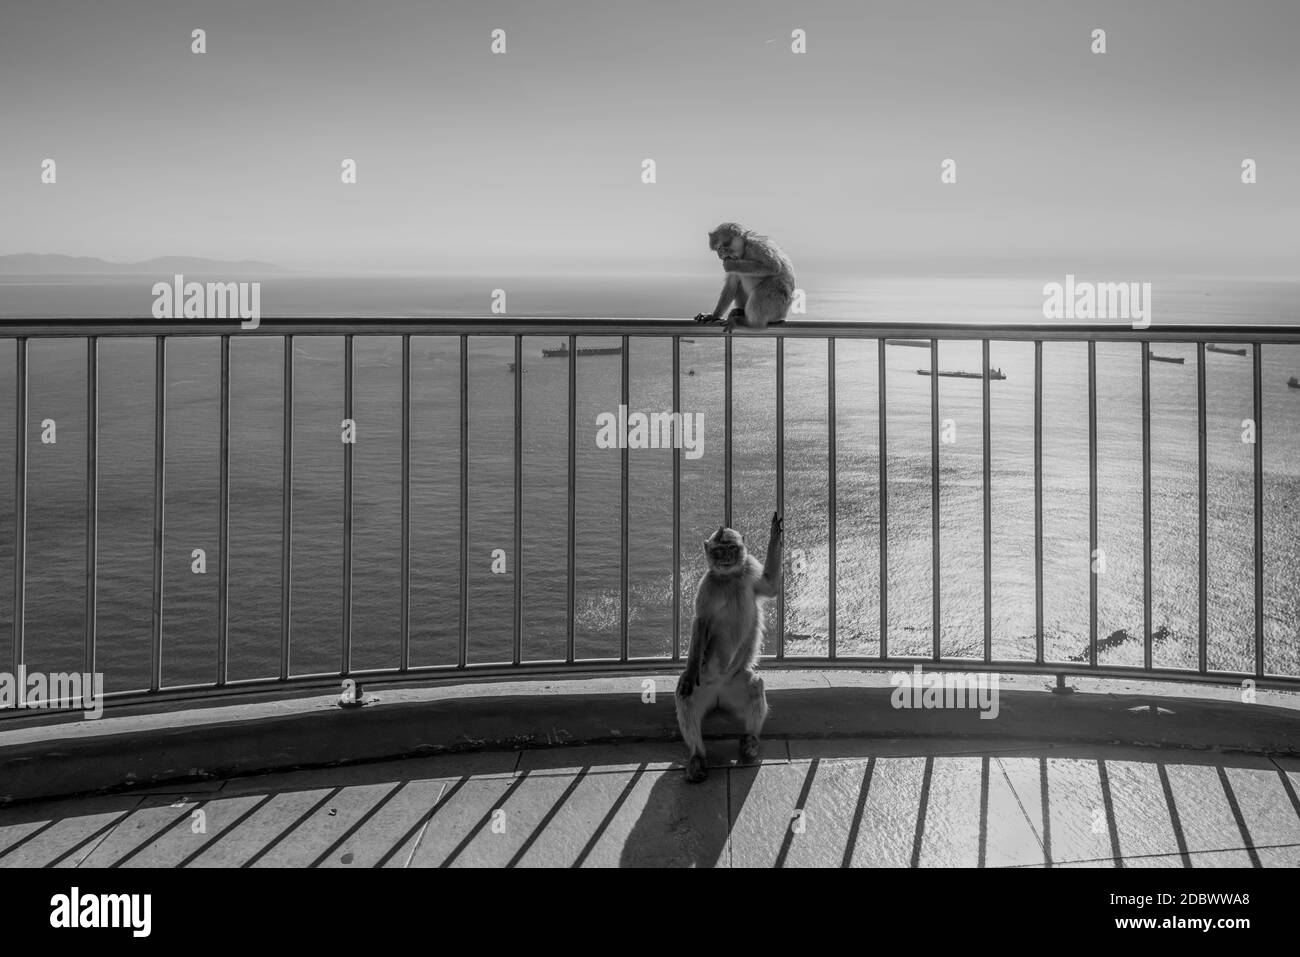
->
xmin=693 ymin=312 xmax=720 ymax=324
xmin=727 ymin=308 xmax=747 ymax=322
xmin=685 ymin=754 xmax=708 ymax=783
xmin=738 ymin=734 xmax=761 ymax=763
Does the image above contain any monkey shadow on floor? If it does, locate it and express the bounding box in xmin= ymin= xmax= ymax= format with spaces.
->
xmin=617 ymin=715 xmax=760 ymax=868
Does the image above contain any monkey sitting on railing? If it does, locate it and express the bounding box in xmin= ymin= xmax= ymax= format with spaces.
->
xmin=675 ymin=511 xmax=783 ymax=782
xmin=694 ymin=223 xmax=795 ymax=331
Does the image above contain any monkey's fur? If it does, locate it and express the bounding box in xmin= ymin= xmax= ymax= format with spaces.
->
xmin=676 ymin=512 xmax=783 ymax=782
xmin=694 ymin=223 xmax=796 ymax=330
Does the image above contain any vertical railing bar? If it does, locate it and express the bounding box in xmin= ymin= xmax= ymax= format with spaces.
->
xmin=672 ymin=335 xmax=681 ymax=661
xmin=514 ymin=334 xmax=523 ymax=667
xmin=1252 ymin=343 xmax=1264 ymax=678
xmin=878 ymin=338 xmax=888 ymax=660
xmin=566 ymin=333 xmax=576 ymax=665
xmin=1142 ymin=340 xmax=1152 ymax=671
xmin=724 ymin=334 xmax=733 ymax=529
xmin=459 ymin=334 xmax=468 ymax=669
xmin=1034 ymin=340 xmax=1043 ymax=664
xmin=620 ymin=334 xmax=630 ymax=663
xmin=982 ymin=338 xmax=991 ymax=663
xmin=1197 ymin=340 xmax=1207 ymax=675
xmin=85 ymin=337 xmax=98 ymax=677
xmin=930 ymin=337 xmax=940 ymax=661
xmin=399 ymin=334 xmax=410 ymax=672
xmin=151 ymin=335 xmax=166 ymax=692
xmin=342 ymin=334 xmax=353 ymax=677
xmin=827 ymin=337 xmax=837 ymax=660
xmin=12 ymin=339 xmax=25 ymax=678
xmin=217 ymin=334 xmax=229 ymax=687
xmin=281 ymin=336 xmax=293 ymax=682
xmin=1088 ymin=340 xmax=1098 ymax=669
xmin=776 ymin=336 xmax=786 ymax=660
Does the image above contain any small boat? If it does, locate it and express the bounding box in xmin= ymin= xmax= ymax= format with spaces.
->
xmin=542 ymin=341 xmax=623 ymax=357
xmin=1288 ymin=376 xmax=1300 ymax=389
xmin=687 ymin=369 xmax=696 ymax=376
xmin=887 ymin=338 xmax=930 ymax=348
xmin=1149 ymin=354 xmax=1185 ymax=364
xmin=916 ymin=367 xmax=1006 ymax=380
xmin=507 ymin=362 xmax=525 ymax=373
xmin=1206 ymin=344 xmax=1247 ymax=356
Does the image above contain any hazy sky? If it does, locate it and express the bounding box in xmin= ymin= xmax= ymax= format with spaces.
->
xmin=2 ymin=0 xmax=1297 ymax=275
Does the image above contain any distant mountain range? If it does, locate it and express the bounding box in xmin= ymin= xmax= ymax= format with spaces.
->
xmin=0 ymin=254 xmax=284 ymax=275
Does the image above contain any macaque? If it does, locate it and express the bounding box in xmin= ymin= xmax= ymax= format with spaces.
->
xmin=676 ymin=511 xmax=783 ymax=782
xmin=694 ymin=222 xmax=796 ymax=330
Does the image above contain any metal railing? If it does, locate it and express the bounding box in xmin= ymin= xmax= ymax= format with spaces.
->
xmin=3 ymin=317 xmax=1300 ymax=714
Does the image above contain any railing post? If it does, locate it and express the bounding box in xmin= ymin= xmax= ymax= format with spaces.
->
xmin=672 ymin=335 xmax=681 ymax=661
xmin=724 ymin=334 xmax=733 ymax=529
xmin=567 ymin=334 xmax=576 ymax=665
xmin=86 ymin=337 xmax=98 ymax=677
xmin=982 ymin=338 xmax=991 ymax=663
xmin=400 ymin=334 xmax=410 ymax=672
xmin=1142 ymin=340 xmax=1152 ymax=669
xmin=1088 ymin=340 xmax=1098 ymax=668
xmin=776 ymin=335 xmax=786 ymax=659
xmin=280 ymin=336 xmax=293 ymax=681
xmin=620 ymin=335 xmax=629 ymax=662
xmin=1252 ymin=342 xmax=1264 ymax=678
xmin=1034 ymin=340 xmax=1043 ymax=663
xmin=878 ymin=338 xmax=887 ymax=660
xmin=515 ymin=334 xmax=524 ymax=667
xmin=342 ymin=334 xmax=353 ymax=676
xmin=827 ymin=337 xmax=837 ymax=659
xmin=458 ymin=334 xmax=468 ymax=669
xmin=1197 ymin=340 xmax=1208 ymax=674
xmin=217 ymin=334 xmax=229 ymax=686
xmin=13 ymin=338 xmax=26 ymax=678
xmin=151 ymin=336 xmax=166 ymax=691
xmin=930 ymin=337 xmax=940 ymax=660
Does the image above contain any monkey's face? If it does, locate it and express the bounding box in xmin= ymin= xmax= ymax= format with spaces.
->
xmin=705 ymin=526 xmax=746 ymax=573
xmin=708 ymin=228 xmax=745 ymax=261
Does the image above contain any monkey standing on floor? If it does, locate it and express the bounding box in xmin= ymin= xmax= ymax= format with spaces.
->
xmin=676 ymin=511 xmax=783 ymax=783
xmin=694 ymin=222 xmax=796 ymax=330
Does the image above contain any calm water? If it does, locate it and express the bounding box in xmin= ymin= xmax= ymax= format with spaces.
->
xmin=1 ymin=275 xmax=1299 ymax=691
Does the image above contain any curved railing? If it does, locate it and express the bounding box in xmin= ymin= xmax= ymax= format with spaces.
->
xmin=3 ymin=317 xmax=1300 ymax=716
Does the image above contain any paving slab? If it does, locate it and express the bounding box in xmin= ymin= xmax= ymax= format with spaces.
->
xmin=843 ymin=756 xmax=926 ymax=867
xmin=576 ymin=765 xmax=730 ymax=868
xmin=250 ymin=780 xmax=406 ymax=867
xmin=77 ymin=795 xmax=202 ymax=867
xmin=996 ymin=755 xmax=1117 ymax=865
xmin=124 ymin=793 xmax=274 ymax=868
xmin=0 ymin=795 xmax=143 ymax=867
xmin=438 ymin=771 xmax=589 ymax=868
xmin=184 ymin=787 xmax=339 ymax=867
xmin=318 ymin=778 xmax=449 ymax=868
xmin=510 ymin=767 xmax=646 ymax=867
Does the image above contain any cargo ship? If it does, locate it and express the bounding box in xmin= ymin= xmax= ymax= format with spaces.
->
xmin=1206 ymin=344 xmax=1246 ymax=356
xmin=916 ymin=368 xmax=1006 ymax=380
xmin=542 ymin=341 xmax=623 ymax=357
xmin=1149 ymin=354 xmax=1185 ymax=364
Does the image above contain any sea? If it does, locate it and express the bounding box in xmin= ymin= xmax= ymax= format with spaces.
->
xmin=1 ymin=273 xmax=1298 ymax=692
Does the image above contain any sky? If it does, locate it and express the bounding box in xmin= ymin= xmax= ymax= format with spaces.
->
xmin=1 ymin=0 xmax=1297 ymax=275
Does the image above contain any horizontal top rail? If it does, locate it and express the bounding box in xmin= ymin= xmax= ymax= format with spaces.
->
xmin=2 ymin=317 xmax=1300 ymax=341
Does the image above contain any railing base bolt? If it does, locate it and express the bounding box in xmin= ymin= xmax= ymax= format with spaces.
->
xmin=1051 ymin=674 xmax=1076 ymax=695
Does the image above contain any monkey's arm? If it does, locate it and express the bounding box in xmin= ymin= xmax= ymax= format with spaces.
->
xmin=696 ymin=274 xmax=740 ymax=323
xmin=679 ymin=617 xmax=711 ymax=696
xmin=723 ymin=238 xmax=791 ymax=278
xmin=754 ymin=511 xmax=784 ymax=598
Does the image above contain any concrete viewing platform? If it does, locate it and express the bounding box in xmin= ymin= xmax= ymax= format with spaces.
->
xmin=1 ymin=671 xmax=1298 ymax=867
